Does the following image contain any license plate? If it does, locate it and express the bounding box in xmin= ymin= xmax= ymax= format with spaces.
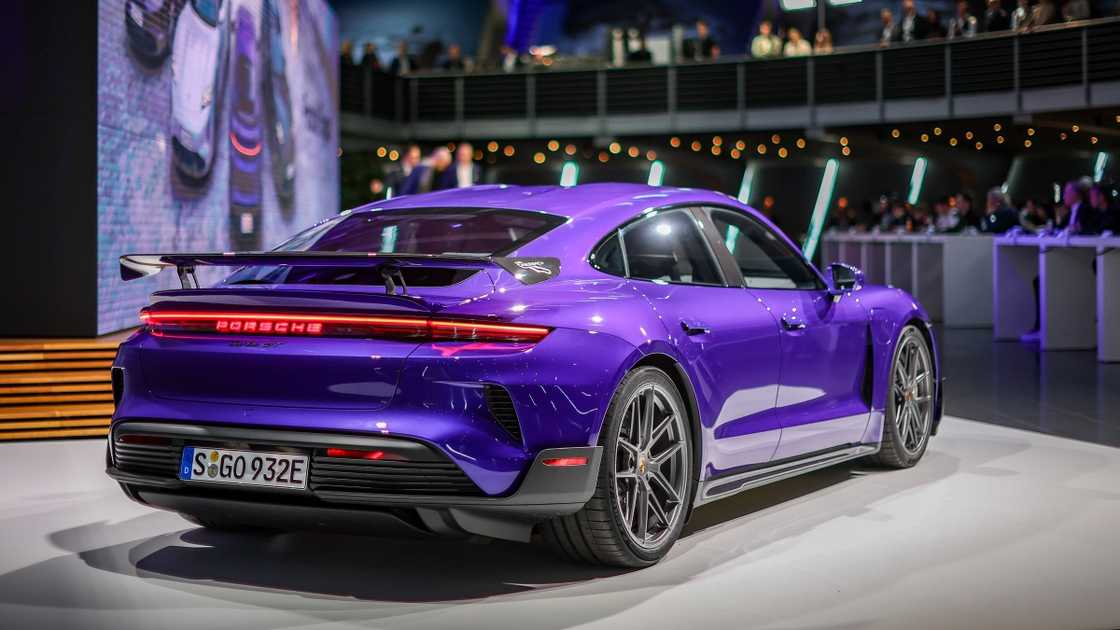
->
xmin=180 ymin=447 xmax=308 ymax=490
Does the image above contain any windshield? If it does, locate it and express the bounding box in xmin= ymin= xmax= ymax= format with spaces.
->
xmin=277 ymin=208 xmax=565 ymax=256
xmin=192 ymin=0 xmax=220 ymax=26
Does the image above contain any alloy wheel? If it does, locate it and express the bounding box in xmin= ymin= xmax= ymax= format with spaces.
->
xmin=613 ymin=383 xmax=689 ymax=550
xmin=891 ymin=331 xmax=934 ymax=456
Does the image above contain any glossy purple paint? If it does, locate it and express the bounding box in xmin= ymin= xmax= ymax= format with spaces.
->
xmin=112 ymin=184 xmax=941 ymax=499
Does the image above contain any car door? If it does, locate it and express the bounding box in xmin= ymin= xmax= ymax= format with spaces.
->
xmin=702 ymin=207 xmax=872 ymax=461
xmin=592 ymin=207 xmax=785 ymax=476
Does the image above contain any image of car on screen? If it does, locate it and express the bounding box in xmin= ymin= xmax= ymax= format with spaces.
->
xmin=111 ymin=184 xmax=942 ymax=568
xmin=261 ymin=0 xmax=295 ymax=205
xmin=125 ymin=0 xmax=186 ymax=64
xmin=169 ymin=0 xmax=230 ymax=182
xmin=228 ymin=5 xmax=263 ymax=251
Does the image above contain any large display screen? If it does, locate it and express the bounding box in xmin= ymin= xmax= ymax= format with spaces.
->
xmin=98 ymin=0 xmax=339 ymax=334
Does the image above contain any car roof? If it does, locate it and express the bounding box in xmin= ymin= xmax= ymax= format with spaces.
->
xmin=344 ymin=184 xmax=797 ymax=270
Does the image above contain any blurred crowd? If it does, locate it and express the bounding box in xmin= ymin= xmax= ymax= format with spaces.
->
xmin=373 ymin=143 xmax=482 ymax=197
xmin=340 ymin=0 xmax=1111 ymax=75
xmin=828 ymin=179 xmax=1120 ymax=236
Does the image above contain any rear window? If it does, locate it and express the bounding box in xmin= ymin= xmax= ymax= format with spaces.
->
xmin=277 ymin=208 xmax=565 ymax=256
xmin=225 ymin=208 xmax=564 ymax=287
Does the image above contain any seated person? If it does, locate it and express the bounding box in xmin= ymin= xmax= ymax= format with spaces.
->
xmin=979 ymin=188 xmax=1020 ymax=233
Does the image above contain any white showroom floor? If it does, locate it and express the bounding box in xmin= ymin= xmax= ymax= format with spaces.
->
xmin=1 ymin=417 xmax=1118 ymax=630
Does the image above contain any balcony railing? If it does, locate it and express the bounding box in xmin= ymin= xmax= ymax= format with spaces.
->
xmin=341 ymin=17 xmax=1120 ymax=140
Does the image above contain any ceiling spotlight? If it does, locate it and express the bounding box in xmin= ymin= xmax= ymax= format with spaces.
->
xmin=975 ymin=141 xmax=983 ymax=150
xmin=933 ymin=127 xmax=942 ymax=136
xmin=839 ymin=136 xmax=849 ymax=147
xmin=1091 ymin=136 xmax=1099 ymax=144
xmin=711 ymin=146 xmax=722 ymax=156
xmin=713 ymin=136 xmax=723 ymax=146
xmin=564 ymin=144 xmax=577 ymax=155
xmin=533 ymin=152 xmax=546 ymax=164
xmin=1060 ymin=132 xmax=1068 ymax=140
xmin=730 ymin=148 xmax=741 ymax=159
xmin=891 ymin=129 xmax=900 ymax=138
xmin=993 ymin=123 xmax=1002 ymax=132
xmin=736 ymin=140 xmax=746 ymax=150
xmin=949 ymin=137 xmax=958 ymax=146
xmin=376 ymin=147 xmax=387 ymax=158
xmin=691 ymin=140 xmax=702 ymax=152
xmin=965 ymin=131 xmax=974 ymax=140
xmin=646 ymin=150 xmax=657 ymax=161
xmin=920 ymin=134 xmax=929 ymax=142
xmin=608 ymin=142 xmax=621 ymax=154
xmin=547 ymin=140 xmax=559 ymax=152
xmin=778 ymin=147 xmax=789 ymax=158
xmin=757 ymin=144 xmax=768 ymax=155
xmin=487 ymin=141 xmax=499 ymax=152
xmin=598 ymin=151 xmax=609 ymax=163
xmin=841 ymin=146 xmax=851 ymax=156
xmin=670 ymin=136 xmax=681 ymax=148
xmin=387 ymin=149 xmax=398 ymax=161
xmin=771 ymin=134 xmax=782 ymax=144
xmin=1027 ymin=128 xmax=1036 ymax=136
xmin=996 ymin=135 xmax=1005 ymax=144
xmin=1072 ymin=125 xmax=1080 ymax=133
xmin=628 ymin=146 xmax=640 ymax=158
xmin=796 ymin=138 xmax=806 ymax=149
xmin=1024 ymin=139 xmax=1032 ymax=148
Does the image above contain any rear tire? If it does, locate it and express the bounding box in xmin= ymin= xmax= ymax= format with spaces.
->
xmin=541 ymin=366 xmax=695 ymax=568
xmin=869 ymin=325 xmax=934 ymax=469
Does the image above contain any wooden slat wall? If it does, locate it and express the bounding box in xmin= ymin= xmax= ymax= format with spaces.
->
xmin=0 ymin=338 xmax=123 ymax=441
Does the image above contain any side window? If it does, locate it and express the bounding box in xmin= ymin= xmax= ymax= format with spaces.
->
xmin=708 ymin=208 xmax=824 ymax=290
xmin=589 ymin=231 xmax=626 ymax=277
xmin=620 ymin=209 xmax=723 ymax=285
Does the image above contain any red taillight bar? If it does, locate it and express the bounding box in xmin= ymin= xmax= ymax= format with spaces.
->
xmin=542 ymin=456 xmax=589 ymax=467
xmin=325 ymin=448 xmax=385 ymax=460
xmin=139 ymin=310 xmax=551 ymax=343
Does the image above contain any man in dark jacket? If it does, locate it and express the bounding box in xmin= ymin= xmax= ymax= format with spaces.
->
xmin=979 ymin=188 xmax=1020 ymax=233
xmin=983 ymin=0 xmax=1012 ymax=31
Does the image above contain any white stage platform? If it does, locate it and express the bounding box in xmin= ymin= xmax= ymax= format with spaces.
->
xmin=0 ymin=417 xmax=1117 ymax=630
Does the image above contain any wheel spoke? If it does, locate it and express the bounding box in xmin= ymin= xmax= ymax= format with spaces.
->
xmin=636 ymin=482 xmax=649 ymax=542
xmin=618 ymin=438 xmax=641 ymax=460
xmin=646 ymin=480 xmax=671 ymax=528
xmin=650 ymin=413 xmax=674 ymax=446
xmin=650 ymin=439 xmax=682 ymax=466
xmin=649 ymin=469 xmax=681 ymax=505
xmin=641 ymin=387 xmax=655 ymax=449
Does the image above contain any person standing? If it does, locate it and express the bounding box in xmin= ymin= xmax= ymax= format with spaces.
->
xmin=983 ymin=0 xmax=1012 ymax=31
xmin=784 ymin=28 xmax=812 ymax=56
xmin=684 ymin=20 xmax=720 ymax=60
xmin=813 ymin=29 xmax=834 ymax=54
xmin=448 ymin=142 xmax=479 ymax=189
xmin=389 ymin=40 xmax=414 ymax=75
xmin=897 ymin=0 xmax=930 ymax=42
xmin=751 ymin=20 xmax=783 ymax=58
xmin=443 ymin=43 xmax=466 ymax=71
xmin=1011 ymin=0 xmax=1033 ymax=30
xmin=879 ymin=9 xmax=899 ymax=46
xmin=948 ymin=0 xmax=979 ymax=38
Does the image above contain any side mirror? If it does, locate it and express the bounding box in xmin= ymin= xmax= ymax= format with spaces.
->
xmin=826 ymin=262 xmax=863 ymax=295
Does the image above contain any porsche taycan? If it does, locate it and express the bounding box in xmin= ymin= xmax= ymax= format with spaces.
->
xmin=109 ymin=184 xmax=942 ymax=567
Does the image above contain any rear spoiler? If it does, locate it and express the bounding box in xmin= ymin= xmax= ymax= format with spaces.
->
xmin=119 ymin=252 xmax=560 ymax=290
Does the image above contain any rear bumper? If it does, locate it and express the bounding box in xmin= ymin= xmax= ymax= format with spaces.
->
xmin=106 ymin=421 xmax=602 ymax=542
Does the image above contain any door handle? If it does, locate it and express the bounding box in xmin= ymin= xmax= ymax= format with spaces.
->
xmin=780 ymin=314 xmax=806 ymax=331
xmin=680 ymin=319 xmax=710 ymax=336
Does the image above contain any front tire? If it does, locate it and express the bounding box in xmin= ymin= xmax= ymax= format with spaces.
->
xmin=870 ymin=325 xmax=935 ymax=468
xmin=541 ymin=366 xmax=694 ymax=568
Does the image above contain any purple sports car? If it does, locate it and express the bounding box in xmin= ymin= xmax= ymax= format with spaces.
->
xmin=109 ymin=184 xmax=941 ymax=567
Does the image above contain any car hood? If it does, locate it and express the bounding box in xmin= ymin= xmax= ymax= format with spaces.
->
xmin=172 ymin=7 xmax=223 ymax=137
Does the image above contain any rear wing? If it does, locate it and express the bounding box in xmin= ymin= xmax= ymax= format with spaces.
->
xmin=119 ymin=252 xmax=560 ymax=289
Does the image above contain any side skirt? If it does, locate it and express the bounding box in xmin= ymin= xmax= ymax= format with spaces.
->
xmin=694 ymin=443 xmax=880 ymax=506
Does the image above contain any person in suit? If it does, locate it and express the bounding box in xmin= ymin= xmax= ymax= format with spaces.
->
xmin=1090 ymin=184 xmax=1119 ymax=233
xmin=879 ymin=9 xmax=899 ymax=46
xmin=983 ymin=0 xmax=1012 ymax=31
xmin=897 ymin=0 xmax=930 ymax=42
xmin=1057 ymin=180 xmax=1102 ymax=234
xmin=684 ymin=20 xmax=719 ymax=60
xmin=389 ymin=40 xmax=415 ymax=75
xmin=401 ymin=147 xmax=452 ymax=195
xmin=443 ymin=43 xmax=466 ymax=71
xmin=385 ymin=144 xmax=421 ymax=195
xmin=444 ymin=142 xmax=480 ymax=189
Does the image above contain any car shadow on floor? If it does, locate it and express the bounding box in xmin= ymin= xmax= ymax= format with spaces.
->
xmin=29 ymin=463 xmax=869 ymax=603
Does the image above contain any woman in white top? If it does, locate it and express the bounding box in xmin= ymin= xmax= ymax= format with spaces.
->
xmin=784 ymin=28 xmax=812 ymax=57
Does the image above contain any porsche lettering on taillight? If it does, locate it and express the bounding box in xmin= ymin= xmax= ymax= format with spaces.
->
xmin=139 ymin=309 xmax=551 ymax=343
